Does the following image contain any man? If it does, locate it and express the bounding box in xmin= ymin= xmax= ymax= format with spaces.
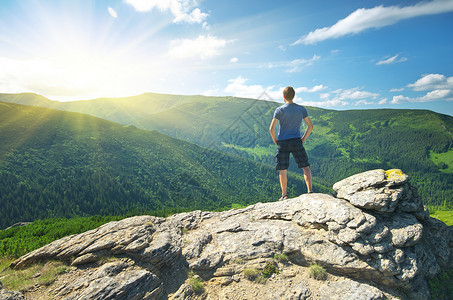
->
xmin=269 ymin=86 xmax=313 ymax=200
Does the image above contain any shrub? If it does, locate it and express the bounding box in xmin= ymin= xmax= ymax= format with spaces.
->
xmin=187 ymin=269 xmax=204 ymax=294
xmin=309 ymin=263 xmax=327 ymax=280
xmin=243 ymin=267 xmax=260 ymax=281
xmin=273 ymin=253 xmax=289 ymax=263
xmin=189 ymin=277 xmax=204 ymax=294
xmin=262 ymin=262 xmax=278 ymax=278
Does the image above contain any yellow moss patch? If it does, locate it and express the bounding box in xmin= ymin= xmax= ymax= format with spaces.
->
xmin=385 ymin=169 xmax=405 ymax=181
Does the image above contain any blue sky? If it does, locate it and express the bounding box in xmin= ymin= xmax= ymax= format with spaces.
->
xmin=0 ymin=0 xmax=452 ymax=115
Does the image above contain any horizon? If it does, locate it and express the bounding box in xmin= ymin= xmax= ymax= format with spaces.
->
xmin=3 ymin=91 xmax=453 ymax=117
xmin=0 ymin=0 xmax=452 ymax=115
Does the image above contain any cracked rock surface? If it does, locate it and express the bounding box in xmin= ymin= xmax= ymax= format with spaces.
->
xmin=7 ymin=169 xmax=453 ymax=300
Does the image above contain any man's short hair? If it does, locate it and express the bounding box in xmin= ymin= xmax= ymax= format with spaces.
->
xmin=283 ymin=86 xmax=295 ymax=101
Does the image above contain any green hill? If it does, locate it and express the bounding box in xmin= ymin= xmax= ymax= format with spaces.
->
xmin=0 ymin=102 xmax=328 ymax=229
xmin=1 ymin=93 xmax=452 ymax=206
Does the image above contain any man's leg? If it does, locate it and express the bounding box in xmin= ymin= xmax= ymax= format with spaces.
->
xmin=279 ymin=169 xmax=288 ymax=196
xmin=302 ymin=166 xmax=313 ymax=193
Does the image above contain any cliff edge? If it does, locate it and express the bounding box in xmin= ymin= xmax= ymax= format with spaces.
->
xmin=4 ymin=169 xmax=453 ymax=300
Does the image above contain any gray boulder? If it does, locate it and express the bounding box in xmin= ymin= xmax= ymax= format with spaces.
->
xmin=319 ymin=279 xmax=385 ymax=300
xmin=56 ymin=261 xmax=162 ymax=300
xmin=8 ymin=169 xmax=452 ymax=300
xmin=0 ymin=289 xmax=26 ymax=300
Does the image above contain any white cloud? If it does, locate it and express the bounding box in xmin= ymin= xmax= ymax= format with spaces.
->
xmin=390 ymin=87 xmax=405 ymax=92
xmin=108 ymin=7 xmax=118 ymax=18
xmin=331 ymin=88 xmax=379 ymax=101
xmin=317 ymin=87 xmax=381 ymax=106
xmin=264 ymin=55 xmax=320 ymax=73
xmin=173 ymin=7 xmax=207 ymax=23
xmin=223 ymin=77 xmax=328 ymax=103
xmin=125 ymin=0 xmax=208 ymax=24
xmin=224 ymin=77 xmax=276 ymax=99
xmin=407 ymin=73 xmax=453 ymax=91
xmin=391 ymin=89 xmax=453 ymax=104
xmin=376 ymin=54 xmax=407 ymax=65
xmin=230 ymin=57 xmax=238 ymax=63
xmin=354 ymin=98 xmax=387 ymax=105
xmin=168 ymin=35 xmax=229 ymax=59
xmin=295 ymin=85 xmax=327 ymax=93
xmin=293 ymin=0 xmax=453 ymax=45
xmin=301 ymin=99 xmax=349 ymax=108
xmin=389 ymin=73 xmax=453 ymax=104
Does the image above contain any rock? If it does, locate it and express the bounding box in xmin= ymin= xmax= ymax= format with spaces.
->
xmin=0 ymin=281 xmax=26 ymax=300
xmin=333 ymin=169 xmax=418 ymax=213
xmin=319 ymin=279 xmax=385 ymax=300
xmin=7 ymin=169 xmax=452 ymax=300
xmin=0 ymin=289 xmax=26 ymax=300
xmin=71 ymin=253 xmax=98 ymax=266
xmin=56 ymin=261 xmax=162 ymax=300
xmin=333 ymin=169 xmax=386 ymax=195
xmin=271 ymin=281 xmax=311 ymax=300
xmin=169 ymin=284 xmax=194 ymax=300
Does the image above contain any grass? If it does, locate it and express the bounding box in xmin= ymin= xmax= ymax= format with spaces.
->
xmin=0 ymin=260 xmax=69 ymax=291
xmin=0 ymin=257 xmax=14 ymax=272
xmin=429 ymin=210 xmax=453 ymax=226
xmin=309 ymin=263 xmax=327 ymax=280
xmin=243 ymin=267 xmax=260 ymax=281
xmin=188 ymin=277 xmax=204 ymax=294
xmin=221 ymin=143 xmax=275 ymax=159
xmin=429 ymin=269 xmax=453 ymax=300
xmin=187 ymin=269 xmax=204 ymax=294
xmin=429 ymin=149 xmax=453 ymax=173
xmin=242 ymin=261 xmax=279 ymax=284
xmin=273 ymin=253 xmax=289 ymax=263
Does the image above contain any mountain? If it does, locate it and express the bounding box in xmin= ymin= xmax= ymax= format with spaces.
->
xmin=5 ymin=170 xmax=453 ymax=299
xmin=0 ymin=102 xmax=328 ymax=229
xmin=1 ymin=92 xmax=451 ymax=206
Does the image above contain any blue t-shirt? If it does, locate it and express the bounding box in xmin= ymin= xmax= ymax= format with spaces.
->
xmin=273 ymin=103 xmax=308 ymax=140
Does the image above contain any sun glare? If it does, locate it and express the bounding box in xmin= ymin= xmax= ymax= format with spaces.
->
xmin=4 ymin=2 xmax=171 ymax=102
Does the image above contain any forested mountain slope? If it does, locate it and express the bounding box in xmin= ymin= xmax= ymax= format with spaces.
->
xmin=0 ymin=102 xmax=326 ymax=229
xmin=1 ymin=93 xmax=452 ymax=205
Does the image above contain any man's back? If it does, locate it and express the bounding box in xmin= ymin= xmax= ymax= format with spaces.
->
xmin=273 ymin=103 xmax=308 ymax=140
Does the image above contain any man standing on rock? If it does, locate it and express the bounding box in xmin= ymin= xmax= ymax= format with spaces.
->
xmin=269 ymin=86 xmax=313 ymax=200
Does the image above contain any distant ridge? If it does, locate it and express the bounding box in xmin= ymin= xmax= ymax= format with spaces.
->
xmin=0 ymin=101 xmax=320 ymax=229
xmin=1 ymin=92 xmax=452 ymax=206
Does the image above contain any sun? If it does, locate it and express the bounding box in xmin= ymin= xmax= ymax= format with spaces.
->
xmin=2 ymin=2 xmax=171 ymax=102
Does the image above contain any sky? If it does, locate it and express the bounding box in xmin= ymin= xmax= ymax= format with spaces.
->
xmin=0 ymin=0 xmax=452 ymax=115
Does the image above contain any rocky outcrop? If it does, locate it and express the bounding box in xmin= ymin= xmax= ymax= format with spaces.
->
xmin=0 ymin=282 xmax=25 ymax=300
xmin=8 ymin=169 xmax=453 ymax=299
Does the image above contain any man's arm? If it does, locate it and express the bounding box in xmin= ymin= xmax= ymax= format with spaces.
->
xmin=269 ymin=118 xmax=279 ymax=145
xmin=301 ymin=116 xmax=313 ymax=143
